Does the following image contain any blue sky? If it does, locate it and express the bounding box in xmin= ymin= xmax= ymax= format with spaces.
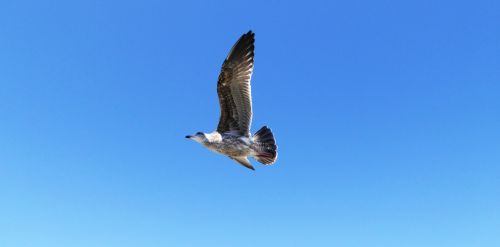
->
xmin=1 ymin=0 xmax=499 ymax=246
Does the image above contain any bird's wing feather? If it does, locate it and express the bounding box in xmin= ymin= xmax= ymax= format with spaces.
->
xmin=230 ymin=156 xmax=255 ymax=170
xmin=216 ymin=31 xmax=254 ymax=136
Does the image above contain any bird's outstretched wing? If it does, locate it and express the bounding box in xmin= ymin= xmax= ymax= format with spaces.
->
xmin=216 ymin=31 xmax=254 ymax=137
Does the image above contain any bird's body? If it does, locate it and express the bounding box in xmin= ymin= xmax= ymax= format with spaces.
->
xmin=186 ymin=31 xmax=277 ymax=170
xmin=203 ymin=132 xmax=253 ymax=157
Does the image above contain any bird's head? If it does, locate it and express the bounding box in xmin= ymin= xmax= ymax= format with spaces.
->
xmin=185 ymin=132 xmax=207 ymax=143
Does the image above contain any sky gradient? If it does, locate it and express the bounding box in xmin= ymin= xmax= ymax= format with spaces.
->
xmin=1 ymin=0 xmax=499 ymax=246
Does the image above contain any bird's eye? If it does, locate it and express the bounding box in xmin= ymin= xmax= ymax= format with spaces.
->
xmin=196 ymin=132 xmax=203 ymax=135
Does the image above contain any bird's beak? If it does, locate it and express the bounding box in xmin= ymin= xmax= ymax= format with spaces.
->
xmin=185 ymin=135 xmax=192 ymax=139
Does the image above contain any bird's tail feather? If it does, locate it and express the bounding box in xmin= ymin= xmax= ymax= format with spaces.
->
xmin=252 ymin=126 xmax=277 ymax=165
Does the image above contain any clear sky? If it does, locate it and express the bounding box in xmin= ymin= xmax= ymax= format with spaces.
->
xmin=1 ymin=0 xmax=499 ymax=246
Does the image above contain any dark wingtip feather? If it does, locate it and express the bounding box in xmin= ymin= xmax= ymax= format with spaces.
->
xmin=224 ymin=31 xmax=255 ymax=62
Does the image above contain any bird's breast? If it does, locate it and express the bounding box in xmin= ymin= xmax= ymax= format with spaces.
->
xmin=204 ymin=136 xmax=252 ymax=157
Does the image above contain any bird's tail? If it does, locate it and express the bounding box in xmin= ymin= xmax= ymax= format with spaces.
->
xmin=252 ymin=126 xmax=277 ymax=165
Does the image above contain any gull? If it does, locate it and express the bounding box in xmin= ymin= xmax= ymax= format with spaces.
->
xmin=186 ymin=31 xmax=277 ymax=170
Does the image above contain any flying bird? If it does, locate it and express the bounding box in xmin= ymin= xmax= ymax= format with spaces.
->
xmin=186 ymin=31 xmax=277 ymax=170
